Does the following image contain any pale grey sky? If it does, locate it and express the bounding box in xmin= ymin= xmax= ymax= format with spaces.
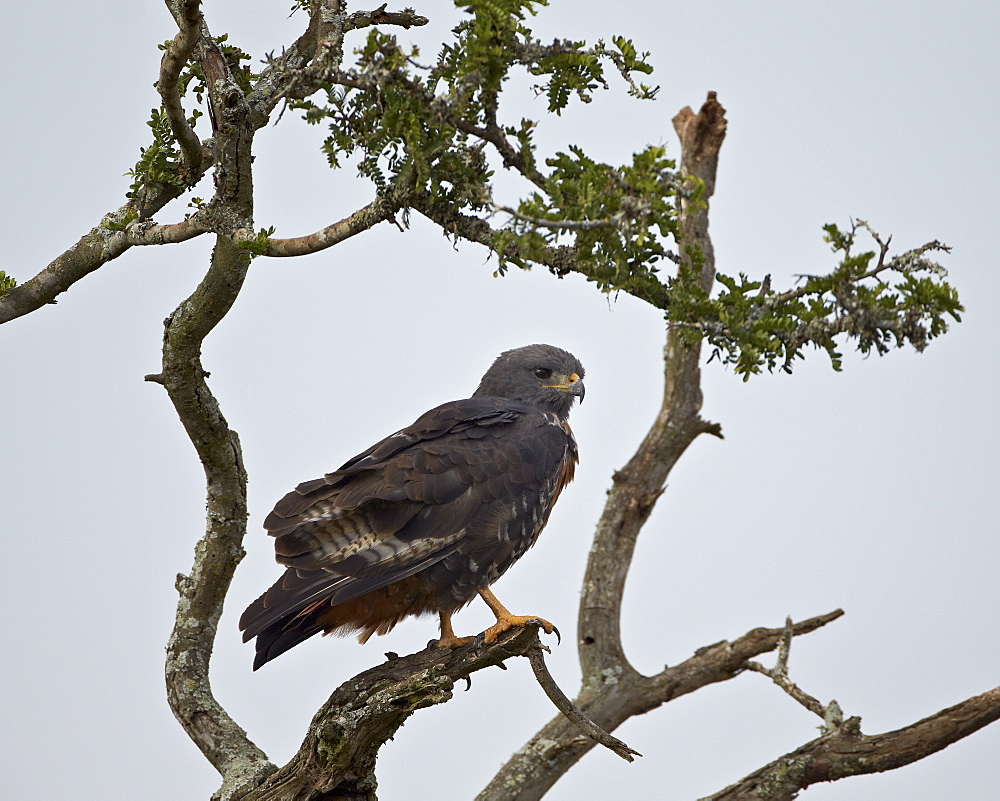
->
xmin=2 ymin=1 xmax=998 ymax=799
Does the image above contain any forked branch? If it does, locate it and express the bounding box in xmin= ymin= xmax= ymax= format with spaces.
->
xmin=704 ymin=687 xmax=1000 ymax=801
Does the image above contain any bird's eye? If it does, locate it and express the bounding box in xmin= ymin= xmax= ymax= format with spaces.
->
xmin=533 ymin=367 xmax=553 ymax=380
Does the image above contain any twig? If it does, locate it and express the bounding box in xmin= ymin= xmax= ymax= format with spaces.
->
xmin=344 ymin=4 xmax=429 ymax=33
xmin=494 ymin=204 xmax=620 ymax=232
xmin=525 ymin=644 xmax=641 ymax=762
xmin=744 ymin=616 xmax=843 ymax=728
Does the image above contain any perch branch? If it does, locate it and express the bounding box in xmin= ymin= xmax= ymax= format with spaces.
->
xmin=239 ymin=625 xmax=563 ymax=801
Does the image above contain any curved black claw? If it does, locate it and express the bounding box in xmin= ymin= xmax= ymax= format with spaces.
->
xmin=462 ymin=675 xmax=472 ymax=691
xmin=525 ymin=618 xmax=560 ymax=645
xmin=550 ymin=623 xmax=562 ymax=646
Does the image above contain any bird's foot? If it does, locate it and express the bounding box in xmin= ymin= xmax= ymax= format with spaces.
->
xmin=430 ymin=632 xmax=476 ymax=649
xmin=476 ymin=613 xmax=560 ymax=646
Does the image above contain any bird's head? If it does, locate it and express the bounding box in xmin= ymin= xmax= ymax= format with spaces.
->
xmin=474 ymin=344 xmax=585 ymax=419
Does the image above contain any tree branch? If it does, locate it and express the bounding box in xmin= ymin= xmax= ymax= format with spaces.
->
xmin=161 ymin=237 xmax=274 ymax=794
xmin=239 ymin=626 xmax=566 ymax=801
xmin=343 ymin=4 xmax=429 ymax=33
xmin=476 ymin=610 xmax=843 ymax=801
xmin=0 ymin=190 xmax=212 ymax=325
xmin=158 ymin=0 xmax=204 ymax=174
xmin=238 ymin=188 xmax=411 ymax=257
xmin=743 ymin=616 xmax=842 ymax=726
xmin=525 ymin=644 xmax=642 ymax=762
xmin=703 ymin=687 xmax=1000 ymax=801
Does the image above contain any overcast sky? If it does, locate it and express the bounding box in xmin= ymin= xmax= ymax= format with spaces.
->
xmin=2 ymin=1 xmax=998 ymax=799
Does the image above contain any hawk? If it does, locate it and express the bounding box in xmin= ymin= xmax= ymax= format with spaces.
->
xmin=240 ymin=344 xmax=585 ymax=670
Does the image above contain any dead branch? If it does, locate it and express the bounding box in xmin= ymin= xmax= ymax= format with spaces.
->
xmin=703 ymin=687 xmax=1000 ymax=801
xmin=525 ymin=644 xmax=641 ymax=762
xmin=744 ymin=616 xmax=840 ymax=725
xmin=239 ymin=626 xmax=567 ymax=801
xmin=476 ymin=610 xmax=844 ymax=801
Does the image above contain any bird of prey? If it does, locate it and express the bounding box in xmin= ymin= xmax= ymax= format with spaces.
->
xmin=240 ymin=344 xmax=585 ymax=670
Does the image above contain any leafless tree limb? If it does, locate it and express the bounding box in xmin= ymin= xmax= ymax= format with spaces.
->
xmin=239 ymin=188 xmax=412 ymax=257
xmin=344 ymin=4 xmax=429 ymax=33
xmin=744 ymin=617 xmax=841 ymax=726
xmin=158 ymin=6 xmax=270 ymax=794
xmin=524 ymin=644 xmax=642 ymax=762
xmin=702 ymin=686 xmax=1000 ymax=801
xmin=238 ymin=625 xmax=570 ymax=801
xmin=0 ymin=187 xmax=212 ymax=325
xmin=161 ymin=235 xmax=273 ymax=789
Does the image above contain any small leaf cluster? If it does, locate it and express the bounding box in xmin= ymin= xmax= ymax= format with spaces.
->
xmin=669 ymin=222 xmax=962 ymax=378
xmin=126 ymin=108 xmax=189 ymax=203
xmin=0 ymin=270 xmax=16 ymax=299
xmin=237 ymin=226 xmax=277 ymax=259
xmin=498 ymin=144 xmax=679 ymax=306
xmin=101 ymin=209 xmax=140 ymax=232
xmin=165 ymin=33 xmax=256 ymax=104
xmin=437 ymin=0 xmax=544 ymax=110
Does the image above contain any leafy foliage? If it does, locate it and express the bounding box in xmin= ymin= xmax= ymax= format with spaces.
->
xmin=126 ymin=107 xmax=190 ymax=205
xmin=669 ymin=222 xmax=962 ymax=378
xmin=496 ymin=144 xmax=680 ymax=306
xmin=134 ymin=0 xmax=959 ymax=379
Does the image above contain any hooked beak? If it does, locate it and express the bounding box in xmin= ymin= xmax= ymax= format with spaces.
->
xmin=544 ymin=372 xmax=585 ymax=403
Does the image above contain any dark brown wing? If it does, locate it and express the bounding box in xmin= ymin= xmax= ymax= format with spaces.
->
xmin=239 ymin=398 xmax=575 ymax=668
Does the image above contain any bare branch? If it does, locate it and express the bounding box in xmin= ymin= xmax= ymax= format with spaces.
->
xmin=0 ymin=190 xmax=211 ymax=325
xmin=743 ymin=616 xmax=842 ymax=726
xmin=494 ymin=204 xmax=620 ymax=232
xmin=476 ymin=610 xmax=843 ymax=801
xmin=343 ymin=4 xmax=429 ymax=33
xmin=525 ymin=644 xmax=641 ymax=763
xmin=238 ymin=188 xmax=411 ymax=257
xmin=240 ymin=625 xmax=560 ymax=801
xmin=127 ymin=216 xmax=209 ymax=246
xmin=161 ymin=237 xmax=273 ymax=790
xmin=703 ymin=687 xmax=1000 ymax=801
